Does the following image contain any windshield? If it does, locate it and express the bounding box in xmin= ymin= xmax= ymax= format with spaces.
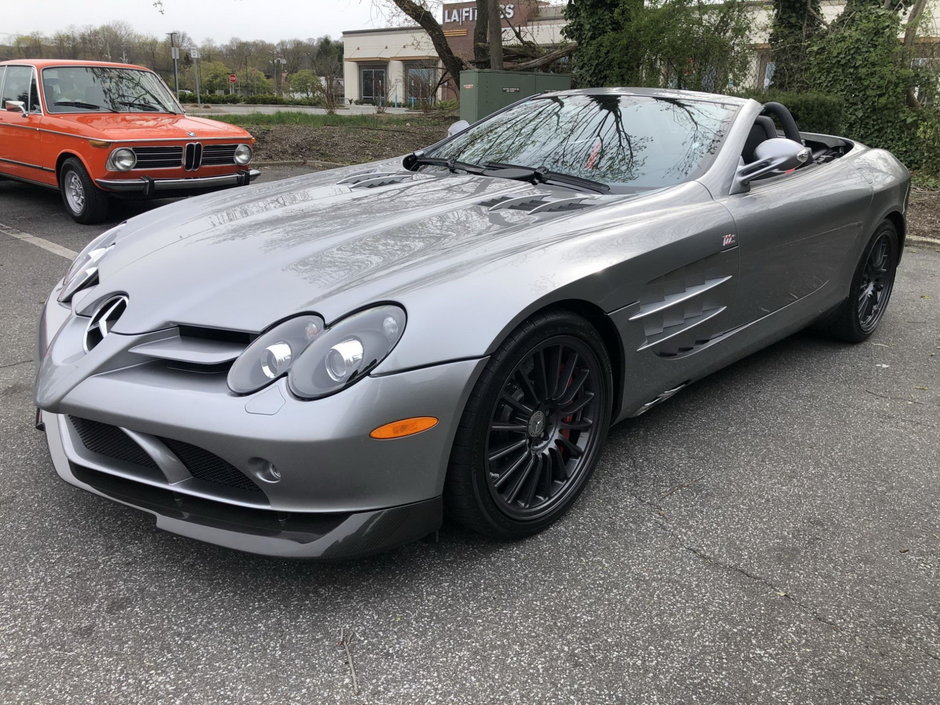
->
xmin=41 ymin=66 xmax=182 ymax=114
xmin=427 ymin=94 xmax=739 ymax=190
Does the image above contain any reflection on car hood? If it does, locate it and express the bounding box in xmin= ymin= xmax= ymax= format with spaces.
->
xmin=78 ymin=165 xmax=636 ymax=335
xmin=46 ymin=113 xmax=250 ymax=141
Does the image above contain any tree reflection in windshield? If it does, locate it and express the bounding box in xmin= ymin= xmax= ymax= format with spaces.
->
xmin=42 ymin=67 xmax=181 ymax=114
xmin=428 ymin=94 xmax=738 ymax=190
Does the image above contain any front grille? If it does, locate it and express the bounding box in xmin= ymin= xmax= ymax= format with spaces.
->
xmin=202 ymin=144 xmax=237 ymax=166
xmin=68 ymin=416 xmax=263 ymax=495
xmin=184 ymin=142 xmax=203 ymax=171
xmin=159 ymin=437 xmax=262 ymax=494
xmin=69 ymin=416 xmax=159 ymax=470
xmin=133 ymin=146 xmax=183 ymax=169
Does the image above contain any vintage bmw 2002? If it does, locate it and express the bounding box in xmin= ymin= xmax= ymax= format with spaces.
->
xmin=0 ymin=59 xmax=258 ymax=223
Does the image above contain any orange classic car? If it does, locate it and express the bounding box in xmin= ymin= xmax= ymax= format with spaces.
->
xmin=0 ymin=59 xmax=259 ymax=223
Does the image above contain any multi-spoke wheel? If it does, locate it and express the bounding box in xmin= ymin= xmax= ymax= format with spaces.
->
xmin=445 ymin=311 xmax=612 ymax=539
xmin=825 ymin=220 xmax=899 ymax=343
xmin=59 ymin=157 xmax=110 ymax=224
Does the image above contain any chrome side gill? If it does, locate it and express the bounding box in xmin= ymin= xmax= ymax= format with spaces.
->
xmin=637 ymin=306 xmax=727 ymax=352
xmin=629 ymin=276 xmax=733 ymax=321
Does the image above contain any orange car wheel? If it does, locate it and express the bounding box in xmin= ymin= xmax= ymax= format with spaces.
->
xmin=59 ymin=158 xmax=110 ymax=225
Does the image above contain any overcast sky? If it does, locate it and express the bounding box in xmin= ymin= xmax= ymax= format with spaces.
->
xmin=0 ymin=0 xmax=398 ymax=45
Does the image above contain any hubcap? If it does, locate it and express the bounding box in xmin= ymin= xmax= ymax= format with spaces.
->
xmin=857 ymin=233 xmax=894 ymax=333
xmin=64 ymin=172 xmax=85 ymax=213
xmin=485 ymin=337 xmax=602 ymax=520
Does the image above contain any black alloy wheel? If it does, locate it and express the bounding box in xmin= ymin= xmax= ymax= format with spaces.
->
xmin=856 ymin=229 xmax=895 ymax=334
xmin=445 ymin=311 xmax=612 ymax=539
xmin=825 ymin=220 xmax=899 ymax=343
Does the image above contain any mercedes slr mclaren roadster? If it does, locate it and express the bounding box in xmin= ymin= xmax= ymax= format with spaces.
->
xmin=34 ymin=88 xmax=910 ymax=558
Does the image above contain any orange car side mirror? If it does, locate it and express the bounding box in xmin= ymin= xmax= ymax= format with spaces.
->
xmin=4 ymin=101 xmax=27 ymax=116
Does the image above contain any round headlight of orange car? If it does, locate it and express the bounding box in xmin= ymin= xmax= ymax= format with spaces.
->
xmin=234 ymin=144 xmax=252 ymax=165
xmin=109 ymin=148 xmax=137 ymax=171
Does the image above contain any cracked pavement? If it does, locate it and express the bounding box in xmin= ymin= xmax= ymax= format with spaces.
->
xmin=0 ymin=170 xmax=937 ymax=704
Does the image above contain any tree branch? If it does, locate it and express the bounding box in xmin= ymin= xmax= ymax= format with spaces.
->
xmin=390 ymin=0 xmax=468 ymax=82
xmin=508 ymin=43 xmax=577 ymax=71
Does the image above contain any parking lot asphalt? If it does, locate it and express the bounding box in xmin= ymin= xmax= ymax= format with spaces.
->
xmin=0 ymin=171 xmax=938 ymax=705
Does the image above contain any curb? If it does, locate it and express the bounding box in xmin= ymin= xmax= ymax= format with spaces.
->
xmin=907 ymin=234 xmax=940 ymax=251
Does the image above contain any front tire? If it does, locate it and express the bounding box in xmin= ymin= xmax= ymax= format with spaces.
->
xmin=826 ymin=221 xmax=900 ymax=343
xmin=445 ymin=311 xmax=613 ymax=539
xmin=60 ymin=158 xmax=109 ymax=224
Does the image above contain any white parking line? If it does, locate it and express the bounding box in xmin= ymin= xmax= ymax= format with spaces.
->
xmin=0 ymin=222 xmax=77 ymax=260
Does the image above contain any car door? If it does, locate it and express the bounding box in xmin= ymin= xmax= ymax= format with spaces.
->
xmin=717 ymin=150 xmax=871 ymax=327
xmin=0 ymin=65 xmax=47 ymax=184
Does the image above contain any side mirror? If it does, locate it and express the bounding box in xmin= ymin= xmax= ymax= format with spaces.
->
xmin=4 ymin=100 xmax=27 ymax=116
xmin=447 ymin=119 xmax=470 ymax=137
xmin=731 ymin=138 xmax=810 ymax=194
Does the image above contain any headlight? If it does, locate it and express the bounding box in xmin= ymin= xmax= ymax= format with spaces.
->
xmin=226 ymin=305 xmax=407 ymax=399
xmin=289 ymin=305 xmax=406 ymax=399
xmin=57 ymin=223 xmax=125 ymax=303
xmin=227 ymin=315 xmax=324 ymax=394
xmin=233 ymin=144 xmax=252 ymax=165
xmin=108 ymin=148 xmax=137 ymax=171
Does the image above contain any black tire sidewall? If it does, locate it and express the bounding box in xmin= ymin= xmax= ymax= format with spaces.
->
xmin=448 ymin=311 xmax=613 ymax=538
xmin=60 ymin=158 xmax=107 ymax=224
xmin=846 ymin=221 xmax=899 ymax=341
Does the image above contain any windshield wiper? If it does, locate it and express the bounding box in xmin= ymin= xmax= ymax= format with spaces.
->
xmin=118 ymin=100 xmax=163 ymax=112
xmin=405 ymin=152 xmax=485 ymax=175
xmin=482 ymin=162 xmax=610 ymax=194
xmin=54 ymin=100 xmax=105 ymax=110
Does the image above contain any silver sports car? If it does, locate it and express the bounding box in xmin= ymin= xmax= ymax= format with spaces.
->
xmin=35 ymin=88 xmax=910 ymax=558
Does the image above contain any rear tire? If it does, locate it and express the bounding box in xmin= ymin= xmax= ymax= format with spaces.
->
xmin=824 ymin=220 xmax=899 ymax=343
xmin=60 ymin=158 xmax=109 ymax=224
xmin=445 ymin=310 xmax=612 ymax=539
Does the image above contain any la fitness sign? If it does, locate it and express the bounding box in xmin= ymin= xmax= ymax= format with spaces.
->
xmin=443 ymin=3 xmax=516 ymax=24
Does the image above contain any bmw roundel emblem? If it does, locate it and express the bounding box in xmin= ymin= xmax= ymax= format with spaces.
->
xmin=187 ymin=131 xmax=196 ymax=137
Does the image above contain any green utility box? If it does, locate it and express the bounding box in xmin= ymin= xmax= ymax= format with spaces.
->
xmin=459 ymin=70 xmax=572 ymax=124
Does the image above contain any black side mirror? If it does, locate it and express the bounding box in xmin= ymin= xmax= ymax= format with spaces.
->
xmin=732 ymin=138 xmax=810 ymax=194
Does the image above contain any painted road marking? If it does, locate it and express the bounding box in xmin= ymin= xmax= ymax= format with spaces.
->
xmin=0 ymin=222 xmax=77 ymax=260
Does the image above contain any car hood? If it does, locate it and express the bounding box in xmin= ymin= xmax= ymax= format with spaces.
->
xmin=45 ymin=113 xmax=250 ymax=141
xmin=78 ymin=164 xmax=630 ymax=335
xmin=73 ymin=164 xmax=640 ymax=335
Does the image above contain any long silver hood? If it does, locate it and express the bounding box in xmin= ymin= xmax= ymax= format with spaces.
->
xmin=74 ymin=165 xmax=613 ymax=334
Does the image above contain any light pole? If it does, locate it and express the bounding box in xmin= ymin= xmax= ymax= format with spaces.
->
xmin=190 ymin=47 xmax=201 ymax=104
xmin=272 ymin=57 xmax=286 ymax=100
xmin=167 ymin=32 xmax=180 ymax=98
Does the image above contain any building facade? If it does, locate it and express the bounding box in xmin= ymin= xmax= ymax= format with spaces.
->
xmin=342 ymin=1 xmax=566 ymax=106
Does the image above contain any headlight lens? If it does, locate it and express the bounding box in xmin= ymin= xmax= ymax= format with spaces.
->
xmin=227 ymin=315 xmax=324 ymax=394
xmin=57 ymin=224 xmax=125 ymax=303
xmin=289 ymin=305 xmax=406 ymax=399
xmin=233 ymin=144 xmax=252 ymax=165
xmin=109 ymin=148 xmax=137 ymax=171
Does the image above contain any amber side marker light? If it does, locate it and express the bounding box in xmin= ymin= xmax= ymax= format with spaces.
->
xmin=88 ymin=140 xmax=111 ymax=148
xmin=370 ymin=416 xmax=439 ymax=439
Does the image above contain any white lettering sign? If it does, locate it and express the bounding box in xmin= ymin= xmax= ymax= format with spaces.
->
xmin=444 ymin=4 xmax=515 ymax=24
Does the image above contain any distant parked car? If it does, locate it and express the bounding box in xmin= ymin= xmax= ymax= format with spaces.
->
xmin=0 ymin=59 xmax=258 ymax=223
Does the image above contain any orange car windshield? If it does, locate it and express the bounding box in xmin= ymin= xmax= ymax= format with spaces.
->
xmin=41 ymin=66 xmax=182 ymax=114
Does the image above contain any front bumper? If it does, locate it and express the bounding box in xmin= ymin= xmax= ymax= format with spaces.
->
xmin=42 ymin=409 xmax=441 ymax=559
xmin=35 ymin=292 xmax=486 ymax=558
xmin=96 ymin=169 xmax=260 ymax=194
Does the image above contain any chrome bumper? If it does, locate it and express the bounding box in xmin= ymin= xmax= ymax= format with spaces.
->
xmin=96 ymin=169 xmax=260 ymax=193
